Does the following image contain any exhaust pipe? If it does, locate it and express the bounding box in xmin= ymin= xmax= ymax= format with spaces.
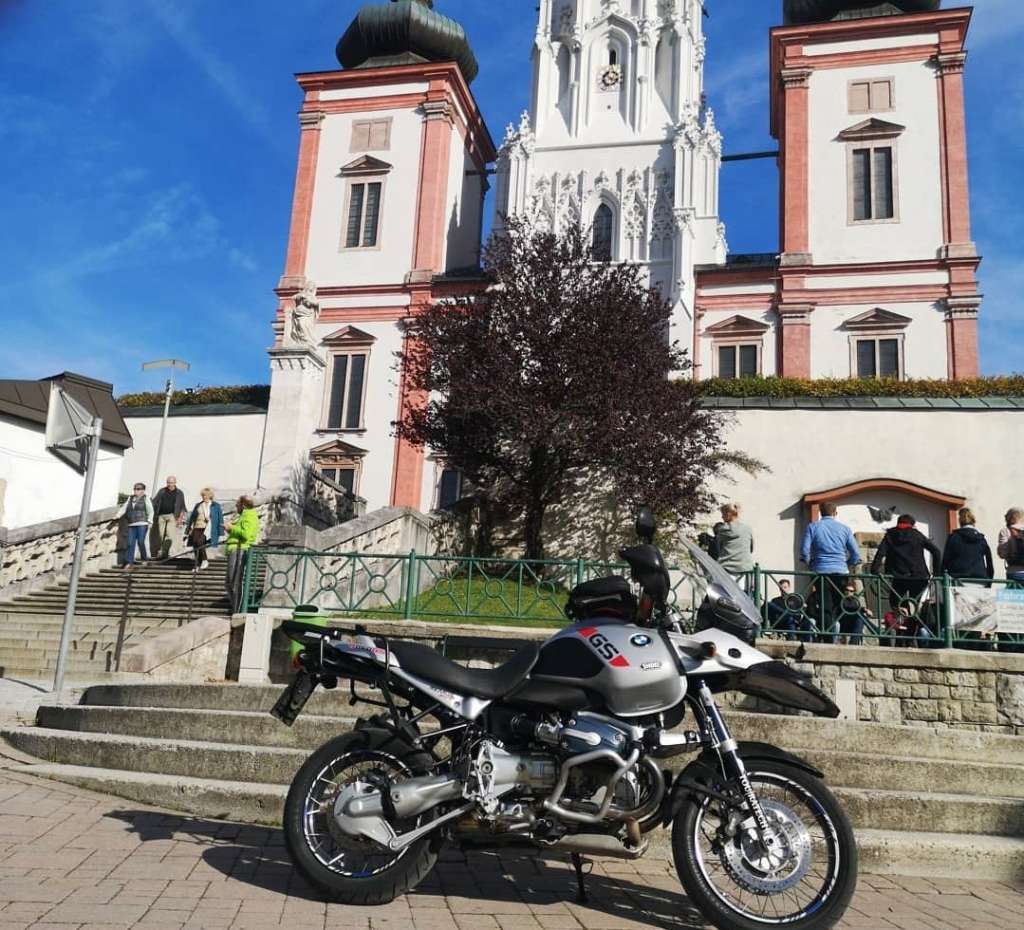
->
xmin=549 ymin=833 xmax=649 ymax=860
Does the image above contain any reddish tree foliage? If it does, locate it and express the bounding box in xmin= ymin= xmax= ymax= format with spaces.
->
xmin=396 ymin=217 xmax=728 ymax=561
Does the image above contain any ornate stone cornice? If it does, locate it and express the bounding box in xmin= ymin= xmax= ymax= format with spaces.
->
xmin=298 ymin=110 xmax=326 ymax=130
xmin=944 ymin=296 xmax=981 ymax=320
xmin=778 ymin=303 xmax=815 ymax=324
xmin=935 ymin=51 xmax=968 ymax=76
xmin=779 ymin=68 xmax=812 ymax=90
xmin=422 ymin=99 xmax=455 ymax=125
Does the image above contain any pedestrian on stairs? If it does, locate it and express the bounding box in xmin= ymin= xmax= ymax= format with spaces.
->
xmin=116 ymin=483 xmax=154 ymax=569
xmin=185 ymin=488 xmax=224 ymax=572
xmin=151 ymin=476 xmax=187 ymax=561
xmin=224 ymin=496 xmax=260 ymax=610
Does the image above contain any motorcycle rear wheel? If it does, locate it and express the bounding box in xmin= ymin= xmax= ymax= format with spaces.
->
xmin=283 ymin=731 xmax=440 ymax=905
xmin=672 ymin=759 xmax=857 ymax=930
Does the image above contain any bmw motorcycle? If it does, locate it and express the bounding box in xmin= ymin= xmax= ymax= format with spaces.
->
xmin=272 ymin=509 xmax=857 ymax=930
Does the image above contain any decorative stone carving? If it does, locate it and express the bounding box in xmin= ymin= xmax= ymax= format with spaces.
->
xmin=284 ymin=282 xmax=321 ymax=349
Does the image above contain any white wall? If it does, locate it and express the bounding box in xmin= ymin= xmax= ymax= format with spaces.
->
xmin=809 ymin=301 xmax=947 ymax=379
xmin=0 ymin=416 xmax=123 ymax=530
xmin=120 ymin=412 xmax=266 ymax=508
xmin=808 ymin=58 xmax=944 ymax=264
xmin=305 ymin=101 xmax=425 ymax=287
xmin=709 ymin=407 xmax=1023 ymax=577
xmin=443 ymin=130 xmax=484 ymax=271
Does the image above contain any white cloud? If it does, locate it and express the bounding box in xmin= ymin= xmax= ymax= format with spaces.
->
xmin=228 ymin=247 xmax=260 ymax=274
xmin=966 ymin=0 xmax=1024 ymax=47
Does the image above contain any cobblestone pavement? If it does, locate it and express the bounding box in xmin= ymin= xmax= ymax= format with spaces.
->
xmin=0 ymin=769 xmax=1022 ymax=930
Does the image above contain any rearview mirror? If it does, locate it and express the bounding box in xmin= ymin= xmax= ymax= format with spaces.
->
xmin=636 ymin=506 xmax=657 ymax=544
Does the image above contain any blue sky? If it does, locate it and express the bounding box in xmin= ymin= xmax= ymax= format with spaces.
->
xmin=0 ymin=0 xmax=1020 ymax=394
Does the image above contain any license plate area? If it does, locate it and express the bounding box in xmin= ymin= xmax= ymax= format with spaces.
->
xmin=270 ymin=670 xmax=317 ymax=726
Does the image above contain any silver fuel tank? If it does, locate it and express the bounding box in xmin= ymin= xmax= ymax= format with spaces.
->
xmin=531 ymin=621 xmax=685 ymax=717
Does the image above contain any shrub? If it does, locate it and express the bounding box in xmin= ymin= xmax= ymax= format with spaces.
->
xmin=698 ymin=376 xmax=1024 ymax=399
xmin=118 ymin=385 xmax=271 ymax=408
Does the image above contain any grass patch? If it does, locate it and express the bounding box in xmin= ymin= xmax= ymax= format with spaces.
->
xmin=323 ymin=576 xmax=571 ymax=628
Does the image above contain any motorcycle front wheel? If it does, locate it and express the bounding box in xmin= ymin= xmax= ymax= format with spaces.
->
xmin=672 ymin=759 xmax=857 ymax=930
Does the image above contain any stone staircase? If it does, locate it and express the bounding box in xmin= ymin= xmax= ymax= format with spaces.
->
xmin=3 ymin=682 xmax=1023 ymax=880
xmin=0 ymin=558 xmax=233 ymax=678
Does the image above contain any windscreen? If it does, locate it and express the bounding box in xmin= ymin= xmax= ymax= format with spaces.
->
xmin=669 ymin=539 xmax=763 ymax=627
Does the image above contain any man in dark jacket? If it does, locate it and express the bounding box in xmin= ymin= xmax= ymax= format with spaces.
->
xmin=942 ymin=507 xmax=994 ymax=583
xmin=871 ymin=514 xmax=943 ymax=611
xmin=151 ymin=476 xmax=187 ymax=560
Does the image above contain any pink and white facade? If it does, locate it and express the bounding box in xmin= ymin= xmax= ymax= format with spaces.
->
xmin=695 ymin=5 xmax=981 ymax=381
xmin=258 ymin=61 xmax=495 ymax=513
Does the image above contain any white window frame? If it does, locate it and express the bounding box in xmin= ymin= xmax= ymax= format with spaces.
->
xmin=713 ymin=340 xmax=763 ymax=380
xmin=848 ymin=77 xmax=895 ymax=114
xmin=322 ymin=349 xmax=371 ymax=432
xmin=340 ymin=176 xmax=386 ymax=252
xmin=847 ymin=141 xmax=900 ymax=226
xmin=350 ymin=118 xmax=392 ymax=153
xmin=849 ymin=333 xmax=905 ymax=381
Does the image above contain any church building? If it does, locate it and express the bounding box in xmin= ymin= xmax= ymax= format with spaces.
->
xmin=259 ymin=0 xmax=983 ymax=517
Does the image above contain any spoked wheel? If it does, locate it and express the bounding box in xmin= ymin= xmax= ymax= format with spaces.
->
xmin=283 ymin=732 xmax=439 ymax=904
xmin=672 ymin=760 xmax=857 ymax=930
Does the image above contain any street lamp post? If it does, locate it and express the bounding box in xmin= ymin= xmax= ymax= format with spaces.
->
xmin=142 ymin=359 xmax=191 ymax=492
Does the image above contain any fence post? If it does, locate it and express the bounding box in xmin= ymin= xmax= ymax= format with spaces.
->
xmin=752 ymin=564 xmax=762 ymax=609
xmin=403 ymin=550 xmax=418 ymax=620
xmin=943 ymin=573 xmax=954 ymax=649
xmin=576 ymin=557 xmax=585 ymax=588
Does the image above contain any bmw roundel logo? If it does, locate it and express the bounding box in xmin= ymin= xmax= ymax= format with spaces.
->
xmin=630 ymin=634 xmax=652 ymax=648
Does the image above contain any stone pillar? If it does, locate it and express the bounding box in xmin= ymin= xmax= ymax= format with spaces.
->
xmin=945 ymin=297 xmax=981 ymax=381
xmin=778 ymin=68 xmax=812 ymax=267
xmin=237 ymin=613 xmax=274 ymax=685
xmin=259 ymin=346 xmax=326 ymax=521
xmin=935 ymin=52 xmax=976 ymax=260
xmin=778 ymin=304 xmax=813 ymax=379
xmin=282 ymin=110 xmax=325 ymax=279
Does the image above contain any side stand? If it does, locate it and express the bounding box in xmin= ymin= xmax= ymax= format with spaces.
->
xmin=570 ymin=852 xmax=588 ymax=904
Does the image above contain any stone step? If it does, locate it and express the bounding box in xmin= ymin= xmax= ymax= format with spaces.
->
xmin=72 ymin=683 xmax=1024 ymax=767
xmin=11 ymin=762 xmax=1024 ymax=880
xmin=7 ymin=723 xmax=1024 ymax=816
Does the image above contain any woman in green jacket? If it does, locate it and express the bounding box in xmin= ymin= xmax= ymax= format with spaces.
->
xmin=225 ymin=496 xmax=260 ymax=608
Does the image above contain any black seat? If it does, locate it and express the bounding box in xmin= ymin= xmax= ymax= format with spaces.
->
xmin=389 ymin=640 xmax=539 ymax=700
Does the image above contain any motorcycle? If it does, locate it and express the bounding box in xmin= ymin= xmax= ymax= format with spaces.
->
xmin=272 ymin=508 xmax=857 ymax=930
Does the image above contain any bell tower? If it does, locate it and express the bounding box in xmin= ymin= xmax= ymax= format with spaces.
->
xmin=494 ymin=0 xmax=726 ymax=353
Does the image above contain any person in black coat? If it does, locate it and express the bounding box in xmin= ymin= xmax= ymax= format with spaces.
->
xmin=942 ymin=507 xmax=994 ymax=583
xmin=871 ymin=514 xmax=943 ymax=610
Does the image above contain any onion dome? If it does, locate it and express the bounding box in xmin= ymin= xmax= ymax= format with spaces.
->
xmin=337 ymin=0 xmax=479 ymax=84
xmin=784 ymin=1 xmax=940 ymax=24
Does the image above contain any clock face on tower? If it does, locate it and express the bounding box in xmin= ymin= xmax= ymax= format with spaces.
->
xmin=598 ymin=64 xmax=622 ymax=91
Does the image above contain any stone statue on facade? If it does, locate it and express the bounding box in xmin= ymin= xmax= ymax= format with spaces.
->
xmin=285 ymin=283 xmax=321 ymax=349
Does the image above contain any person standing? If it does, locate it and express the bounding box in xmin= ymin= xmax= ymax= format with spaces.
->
xmin=800 ymin=502 xmax=862 ymax=639
xmin=116 ymin=483 xmax=153 ymax=569
xmin=185 ymin=488 xmax=224 ymax=572
xmin=997 ymin=508 xmax=1024 ymax=585
xmin=871 ymin=514 xmax=942 ymax=644
xmin=224 ymin=496 xmax=260 ymax=609
xmin=151 ymin=476 xmax=187 ymax=561
xmin=942 ymin=508 xmax=994 ymax=583
xmin=714 ymin=503 xmax=754 ymax=579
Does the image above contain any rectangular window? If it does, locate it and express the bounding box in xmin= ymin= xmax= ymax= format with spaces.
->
xmin=851 ymin=145 xmax=895 ymax=222
xmin=718 ymin=344 xmax=759 ymax=380
xmin=351 ymin=119 xmax=392 ymax=152
xmin=849 ymin=79 xmax=893 ymax=113
xmin=344 ymin=182 xmax=383 ymax=249
xmin=327 ymin=353 xmax=368 ymax=430
xmin=855 ymin=339 xmax=900 ymax=379
xmin=320 ymin=467 xmax=357 ymax=495
xmin=439 ymin=468 xmax=463 ymax=509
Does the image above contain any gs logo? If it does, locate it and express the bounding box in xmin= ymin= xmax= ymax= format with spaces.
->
xmin=578 ymin=627 xmax=630 ymax=668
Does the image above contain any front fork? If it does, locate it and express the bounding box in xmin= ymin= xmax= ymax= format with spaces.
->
xmin=693 ymin=681 xmax=779 ymax=852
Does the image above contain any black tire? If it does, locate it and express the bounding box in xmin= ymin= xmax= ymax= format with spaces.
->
xmin=283 ymin=730 xmax=440 ymax=905
xmin=672 ymin=759 xmax=857 ymax=930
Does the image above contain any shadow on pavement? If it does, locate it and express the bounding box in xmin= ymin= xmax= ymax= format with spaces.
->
xmin=108 ymin=808 xmax=707 ymax=929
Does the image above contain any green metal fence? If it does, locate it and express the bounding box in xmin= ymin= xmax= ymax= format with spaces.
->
xmin=240 ymin=547 xmax=1024 ymax=650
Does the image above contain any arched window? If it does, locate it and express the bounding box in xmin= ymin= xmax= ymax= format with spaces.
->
xmin=592 ymin=204 xmax=614 ymax=261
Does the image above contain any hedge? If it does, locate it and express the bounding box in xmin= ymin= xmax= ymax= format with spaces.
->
xmin=117 ymin=385 xmax=271 ymax=408
xmin=696 ymin=376 xmax=1024 ymax=399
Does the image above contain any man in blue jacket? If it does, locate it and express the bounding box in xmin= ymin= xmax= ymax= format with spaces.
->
xmin=801 ymin=502 xmax=862 ymax=640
